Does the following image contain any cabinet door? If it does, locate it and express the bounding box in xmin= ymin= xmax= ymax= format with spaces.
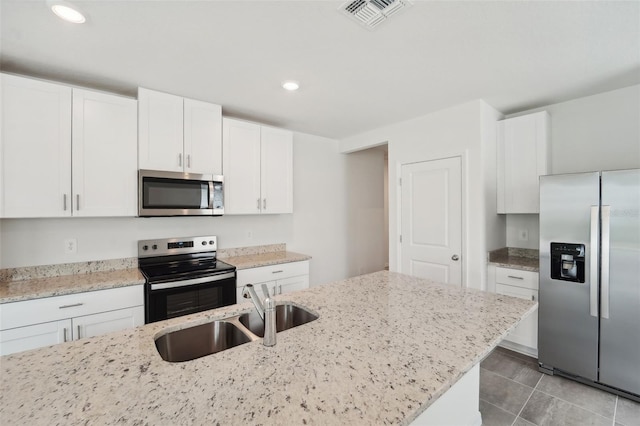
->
xmin=138 ymin=88 xmax=184 ymax=172
xmin=276 ymin=275 xmax=309 ymax=295
xmin=497 ymin=111 xmax=549 ymax=214
xmin=72 ymin=89 xmax=137 ymax=217
xmin=1 ymin=73 xmax=72 ymax=218
xmin=72 ymin=306 xmax=144 ymax=340
xmin=496 ymin=283 xmax=538 ymax=350
xmin=0 ymin=319 xmax=71 ymax=356
xmin=184 ymin=98 xmax=222 ymax=175
xmin=261 ymin=126 xmax=293 ymax=214
xmin=222 ymin=118 xmax=261 ymax=214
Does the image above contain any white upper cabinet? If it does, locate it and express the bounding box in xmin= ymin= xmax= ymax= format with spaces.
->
xmin=184 ymin=98 xmax=222 ymax=175
xmin=138 ymin=88 xmax=183 ymax=172
xmin=497 ymin=111 xmax=550 ymax=214
xmin=1 ymin=74 xmax=137 ymax=218
xmin=222 ymin=118 xmax=261 ymax=214
xmin=138 ymin=88 xmax=222 ymax=175
xmin=1 ymin=73 xmax=72 ymax=218
xmin=222 ymin=118 xmax=293 ymax=215
xmin=261 ymin=126 xmax=293 ymax=214
xmin=72 ymin=89 xmax=137 ymax=217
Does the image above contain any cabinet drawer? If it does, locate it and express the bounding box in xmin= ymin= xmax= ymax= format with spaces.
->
xmin=496 ymin=283 xmax=538 ymax=302
xmin=237 ymin=261 xmax=309 ymax=287
xmin=0 ymin=285 xmax=144 ymax=330
xmin=495 ymin=267 xmax=538 ymax=290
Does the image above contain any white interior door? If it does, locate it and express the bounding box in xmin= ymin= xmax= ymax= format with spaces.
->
xmin=400 ymin=156 xmax=462 ymax=285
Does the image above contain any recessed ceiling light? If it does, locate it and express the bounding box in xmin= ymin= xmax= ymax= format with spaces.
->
xmin=48 ymin=1 xmax=86 ymax=24
xmin=282 ymin=81 xmax=300 ymax=91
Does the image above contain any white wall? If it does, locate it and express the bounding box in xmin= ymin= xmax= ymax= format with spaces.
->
xmin=0 ymin=132 xmax=384 ymax=287
xmin=505 ymin=84 xmax=640 ymax=248
xmin=344 ymin=147 xmax=386 ymax=277
xmin=340 ymin=100 xmax=505 ymax=291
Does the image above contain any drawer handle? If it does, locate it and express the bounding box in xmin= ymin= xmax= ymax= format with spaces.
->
xmin=507 ymin=275 xmax=524 ymax=280
xmin=59 ymin=303 xmax=84 ymax=309
xmin=272 ymin=270 xmax=283 ymax=274
xmin=77 ymin=325 xmax=81 ymax=339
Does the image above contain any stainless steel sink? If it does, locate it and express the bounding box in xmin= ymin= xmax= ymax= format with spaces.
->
xmin=155 ymin=303 xmax=319 ymax=362
xmin=238 ymin=303 xmax=319 ymax=337
xmin=155 ymin=321 xmax=252 ymax=362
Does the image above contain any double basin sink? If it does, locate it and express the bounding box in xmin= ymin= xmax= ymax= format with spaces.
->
xmin=155 ymin=303 xmax=319 ymax=362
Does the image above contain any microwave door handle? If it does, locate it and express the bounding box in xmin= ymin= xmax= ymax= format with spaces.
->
xmin=208 ymin=181 xmax=215 ymax=209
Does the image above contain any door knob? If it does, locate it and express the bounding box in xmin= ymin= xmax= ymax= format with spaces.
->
xmin=451 ymin=254 xmax=459 ymax=261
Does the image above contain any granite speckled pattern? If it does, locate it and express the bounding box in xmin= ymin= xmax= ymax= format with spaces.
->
xmin=218 ymin=243 xmax=286 ymax=259
xmin=488 ymin=247 xmax=539 ymax=272
xmin=223 ymin=250 xmax=312 ymax=270
xmin=0 ymin=268 xmax=145 ymax=304
xmin=0 ymin=258 xmax=137 ymax=282
xmin=0 ymin=271 xmax=536 ymax=425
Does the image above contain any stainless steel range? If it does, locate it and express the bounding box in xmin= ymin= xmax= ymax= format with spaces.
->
xmin=138 ymin=236 xmax=237 ymax=324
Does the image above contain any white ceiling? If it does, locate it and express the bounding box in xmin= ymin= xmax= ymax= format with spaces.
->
xmin=1 ymin=0 xmax=639 ymax=139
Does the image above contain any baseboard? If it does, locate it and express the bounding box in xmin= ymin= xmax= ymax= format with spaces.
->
xmin=499 ymin=340 xmax=538 ymax=359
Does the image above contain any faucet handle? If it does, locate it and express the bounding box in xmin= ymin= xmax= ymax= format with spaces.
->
xmin=260 ymin=283 xmax=270 ymax=299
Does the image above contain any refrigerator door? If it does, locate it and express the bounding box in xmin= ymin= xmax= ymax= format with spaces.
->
xmin=539 ymin=172 xmax=600 ymax=381
xmin=599 ymin=169 xmax=640 ymax=395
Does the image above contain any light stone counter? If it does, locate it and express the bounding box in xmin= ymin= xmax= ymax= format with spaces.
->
xmin=0 ymin=271 xmax=536 ymax=425
xmin=488 ymin=247 xmax=539 ymax=272
xmin=0 ymin=264 xmax=145 ymax=304
xmin=218 ymin=243 xmax=311 ymax=270
xmin=222 ymin=250 xmax=312 ymax=270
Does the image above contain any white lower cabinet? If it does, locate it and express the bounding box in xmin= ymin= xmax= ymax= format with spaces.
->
xmin=0 ymin=285 xmax=144 ymax=356
xmin=0 ymin=319 xmax=70 ymax=355
xmin=236 ymin=261 xmax=309 ymax=302
xmin=488 ymin=265 xmax=539 ymax=357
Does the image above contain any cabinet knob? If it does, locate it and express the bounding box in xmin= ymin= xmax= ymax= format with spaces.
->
xmin=451 ymin=254 xmax=459 ymax=261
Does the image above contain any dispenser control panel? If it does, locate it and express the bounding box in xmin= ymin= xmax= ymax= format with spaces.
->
xmin=550 ymin=242 xmax=586 ymax=283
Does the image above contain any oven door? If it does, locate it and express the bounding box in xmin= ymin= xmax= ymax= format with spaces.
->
xmin=145 ymin=272 xmax=236 ymax=324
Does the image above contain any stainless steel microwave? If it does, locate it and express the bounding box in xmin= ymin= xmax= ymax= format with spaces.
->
xmin=138 ymin=170 xmax=224 ymax=217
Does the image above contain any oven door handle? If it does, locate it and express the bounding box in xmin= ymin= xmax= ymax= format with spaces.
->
xmin=150 ymin=272 xmax=236 ymax=291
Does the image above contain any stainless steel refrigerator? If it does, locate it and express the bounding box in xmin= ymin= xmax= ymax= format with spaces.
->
xmin=538 ymin=169 xmax=640 ymax=399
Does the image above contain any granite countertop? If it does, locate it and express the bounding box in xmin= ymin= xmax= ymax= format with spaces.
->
xmin=0 ymin=271 xmax=536 ymax=425
xmin=222 ymin=250 xmax=312 ymax=270
xmin=488 ymin=247 xmax=539 ymax=272
xmin=0 ymin=259 xmax=145 ymax=304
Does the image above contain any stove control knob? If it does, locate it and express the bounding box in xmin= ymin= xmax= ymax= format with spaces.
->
xmin=152 ymin=244 xmax=158 ymax=250
xmin=209 ymin=240 xmax=215 ymax=246
xmin=142 ymin=245 xmax=149 ymax=251
xmin=202 ymin=241 xmax=207 ymax=246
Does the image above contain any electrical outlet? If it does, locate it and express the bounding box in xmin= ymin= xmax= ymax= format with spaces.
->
xmin=64 ymin=238 xmax=77 ymax=254
xmin=518 ymin=229 xmax=529 ymax=241
xmin=247 ymin=230 xmax=253 ymax=239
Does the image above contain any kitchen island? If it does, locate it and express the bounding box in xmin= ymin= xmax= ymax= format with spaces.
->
xmin=0 ymin=271 xmax=536 ymax=425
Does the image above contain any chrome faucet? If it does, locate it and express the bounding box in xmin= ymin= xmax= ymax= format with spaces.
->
xmin=242 ymin=283 xmax=276 ymax=346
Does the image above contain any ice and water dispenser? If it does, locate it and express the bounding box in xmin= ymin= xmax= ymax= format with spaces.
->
xmin=550 ymin=243 xmax=586 ymax=283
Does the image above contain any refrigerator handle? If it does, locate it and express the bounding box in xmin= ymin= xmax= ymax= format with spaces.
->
xmin=589 ymin=205 xmax=599 ymax=318
xmin=601 ymin=205 xmax=611 ymax=319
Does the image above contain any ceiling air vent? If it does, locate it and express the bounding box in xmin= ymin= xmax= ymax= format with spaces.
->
xmin=340 ymin=0 xmax=413 ymax=29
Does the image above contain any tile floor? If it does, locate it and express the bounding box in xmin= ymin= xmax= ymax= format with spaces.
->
xmin=479 ymin=347 xmax=640 ymax=426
